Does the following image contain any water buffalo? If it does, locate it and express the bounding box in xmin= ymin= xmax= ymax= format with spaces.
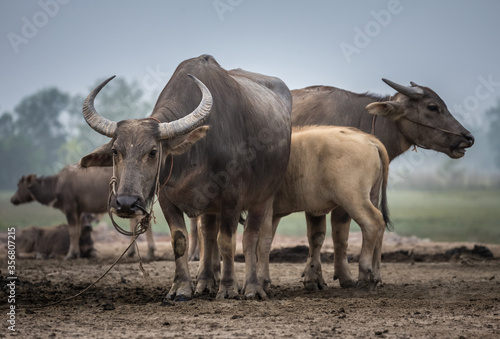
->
xmin=16 ymin=214 xmax=95 ymax=259
xmin=79 ymin=55 xmax=292 ymax=300
xmin=254 ymin=126 xmax=390 ymax=292
xmin=291 ymin=79 xmax=474 ymax=288
xmin=11 ymin=166 xmax=155 ymax=259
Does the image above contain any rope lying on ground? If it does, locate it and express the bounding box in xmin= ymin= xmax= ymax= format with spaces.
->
xmin=21 ymin=232 xmax=146 ymax=309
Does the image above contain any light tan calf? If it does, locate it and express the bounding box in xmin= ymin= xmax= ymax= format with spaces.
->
xmin=258 ymin=125 xmax=391 ymax=291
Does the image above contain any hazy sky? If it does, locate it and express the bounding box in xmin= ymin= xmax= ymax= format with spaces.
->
xmin=1 ymin=0 xmax=500 ymax=173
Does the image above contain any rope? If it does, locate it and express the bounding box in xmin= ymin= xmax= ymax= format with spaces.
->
xmin=23 ymin=118 xmax=175 ymax=309
xmin=22 ymin=234 xmax=140 ymax=309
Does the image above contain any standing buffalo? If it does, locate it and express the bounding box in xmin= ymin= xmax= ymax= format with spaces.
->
xmin=11 ymin=166 xmax=155 ymax=259
xmin=256 ymin=126 xmax=391 ymax=292
xmin=291 ymin=79 xmax=474 ymax=288
xmin=79 ymin=55 xmax=292 ymax=300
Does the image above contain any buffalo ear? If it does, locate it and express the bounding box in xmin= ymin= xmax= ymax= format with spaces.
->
xmin=80 ymin=141 xmax=113 ymax=168
xmin=366 ymin=101 xmax=407 ymax=121
xmin=25 ymin=174 xmax=37 ymax=185
xmin=169 ymin=126 xmax=210 ymax=155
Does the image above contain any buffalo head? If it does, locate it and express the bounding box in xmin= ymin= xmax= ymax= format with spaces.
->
xmin=80 ymin=75 xmax=212 ymax=218
xmin=366 ymin=79 xmax=474 ymax=159
xmin=11 ymin=174 xmax=38 ymax=205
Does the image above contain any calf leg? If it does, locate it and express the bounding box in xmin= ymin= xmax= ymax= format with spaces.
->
xmin=331 ymin=208 xmax=357 ymax=288
xmin=195 ymin=214 xmax=219 ymax=295
xmin=349 ymin=204 xmax=386 ymax=290
xmin=302 ymin=213 xmax=328 ymax=291
xmin=64 ymin=211 xmax=81 ymax=260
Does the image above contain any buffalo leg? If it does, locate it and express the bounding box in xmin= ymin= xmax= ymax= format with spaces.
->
xmin=159 ymin=194 xmax=193 ymax=301
xmin=188 ymin=217 xmax=200 ymax=261
xmin=64 ymin=211 xmax=81 ymax=260
xmin=302 ymin=213 xmax=328 ymax=291
xmin=349 ymin=203 xmax=385 ymax=290
xmin=127 ymin=217 xmax=156 ymax=260
xmin=145 ymin=225 xmax=156 ymax=260
xmin=256 ymin=209 xmax=276 ymax=293
xmin=243 ymin=200 xmax=273 ymax=299
xmin=331 ymin=208 xmax=357 ymax=288
xmin=195 ymin=214 xmax=218 ymax=295
xmin=216 ymin=206 xmax=241 ymax=299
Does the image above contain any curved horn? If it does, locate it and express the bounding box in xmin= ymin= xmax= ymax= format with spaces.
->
xmin=158 ymin=74 xmax=213 ymax=139
xmin=82 ymin=76 xmax=118 ymax=138
xmin=382 ymin=78 xmax=424 ymax=99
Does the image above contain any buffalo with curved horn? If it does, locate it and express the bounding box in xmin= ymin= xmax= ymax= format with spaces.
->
xmin=287 ymin=78 xmax=474 ymax=291
xmin=80 ymin=55 xmax=292 ymax=301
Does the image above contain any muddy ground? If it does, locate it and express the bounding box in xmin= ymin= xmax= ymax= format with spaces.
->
xmin=1 ymin=228 xmax=500 ymax=338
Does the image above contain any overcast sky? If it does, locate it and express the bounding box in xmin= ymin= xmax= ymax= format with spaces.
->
xmin=1 ymin=0 xmax=499 ymax=173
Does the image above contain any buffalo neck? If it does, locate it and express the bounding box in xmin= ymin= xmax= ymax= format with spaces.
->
xmin=368 ymin=112 xmax=413 ymax=161
xmin=30 ymin=176 xmax=58 ymax=206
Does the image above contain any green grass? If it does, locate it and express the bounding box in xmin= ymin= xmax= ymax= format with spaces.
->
xmin=2 ymin=189 xmax=500 ymax=244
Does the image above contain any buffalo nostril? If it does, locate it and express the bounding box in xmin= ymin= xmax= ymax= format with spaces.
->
xmin=115 ymin=195 xmax=141 ymax=214
xmin=464 ymin=133 xmax=475 ymax=146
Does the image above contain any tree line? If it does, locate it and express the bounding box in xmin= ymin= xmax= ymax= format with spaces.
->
xmin=0 ymin=78 xmax=152 ymax=190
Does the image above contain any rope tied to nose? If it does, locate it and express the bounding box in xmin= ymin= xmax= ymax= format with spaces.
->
xmin=23 ymin=118 xmax=174 ymax=309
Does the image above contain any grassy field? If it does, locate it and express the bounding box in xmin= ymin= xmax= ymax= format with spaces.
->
xmin=1 ymin=189 xmax=499 ymax=244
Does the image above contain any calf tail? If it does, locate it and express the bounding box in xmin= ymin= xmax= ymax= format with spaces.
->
xmin=377 ymin=141 xmax=393 ymax=232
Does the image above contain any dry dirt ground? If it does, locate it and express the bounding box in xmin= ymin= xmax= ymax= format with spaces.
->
xmin=1 ymin=227 xmax=500 ymax=339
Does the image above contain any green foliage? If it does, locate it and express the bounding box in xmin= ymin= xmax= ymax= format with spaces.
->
xmin=0 ymin=77 xmax=153 ymax=189
xmin=0 ymin=88 xmax=70 ymax=189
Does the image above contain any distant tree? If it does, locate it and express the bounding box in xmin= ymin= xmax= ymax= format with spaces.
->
xmin=63 ymin=77 xmax=153 ymax=163
xmin=0 ymin=78 xmax=153 ymax=189
xmin=0 ymin=112 xmax=44 ymax=188
xmin=13 ymin=87 xmax=70 ymax=172
xmin=0 ymin=88 xmax=71 ymax=189
xmin=486 ymin=99 xmax=500 ymax=169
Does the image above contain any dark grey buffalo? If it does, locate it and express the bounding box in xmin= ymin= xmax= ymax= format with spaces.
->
xmin=11 ymin=166 xmax=155 ymax=259
xmin=79 ymin=55 xmax=292 ymax=300
xmin=290 ymin=79 xmax=474 ymax=289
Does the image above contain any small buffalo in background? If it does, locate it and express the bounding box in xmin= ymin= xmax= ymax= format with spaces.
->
xmin=16 ymin=213 xmax=96 ymax=259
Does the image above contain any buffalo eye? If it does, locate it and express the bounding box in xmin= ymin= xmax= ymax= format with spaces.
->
xmin=112 ymin=149 xmax=118 ymax=156
xmin=427 ymin=104 xmax=439 ymax=112
xmin=149 ymin=149 xmax=158 ymax=158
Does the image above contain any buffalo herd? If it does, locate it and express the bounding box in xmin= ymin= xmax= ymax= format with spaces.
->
xmin=11 ymin=54 xmax=474 ymax=300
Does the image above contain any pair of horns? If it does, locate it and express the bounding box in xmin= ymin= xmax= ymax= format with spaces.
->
xmin=382 ymin=78 xmax=424 ymax=99
xmin=83 ymin=74 xmax=212 ymax=139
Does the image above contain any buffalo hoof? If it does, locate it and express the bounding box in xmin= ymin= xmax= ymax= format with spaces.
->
xmin=216 ymin=281 xmax=240 ymax=300
xmin=63 ymin=252 xmax=79 ymax=260
xmin=145 ymin=248 xmax=156 ymax=261
xmin=338 ymin=278 xmax=357 ymax=289
xmin=243 ymin=282 xmax=268 ymax=300
xmin=356 ymin=279 xmax=379 ymax=291
xmin=194 ymin=278 xmax=218 ymax=296
xmin=302 ymin=258 xmax=327 ymax=291
xmin=126 ymin=247 xmax=136 ymax=258
xmin=302 ymin=272 xmax=327 ymax=291
xmin=260 ymin=278 xmax=272 ymax=294
xmin=165 ymin=280 xmax=193 ymax=301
